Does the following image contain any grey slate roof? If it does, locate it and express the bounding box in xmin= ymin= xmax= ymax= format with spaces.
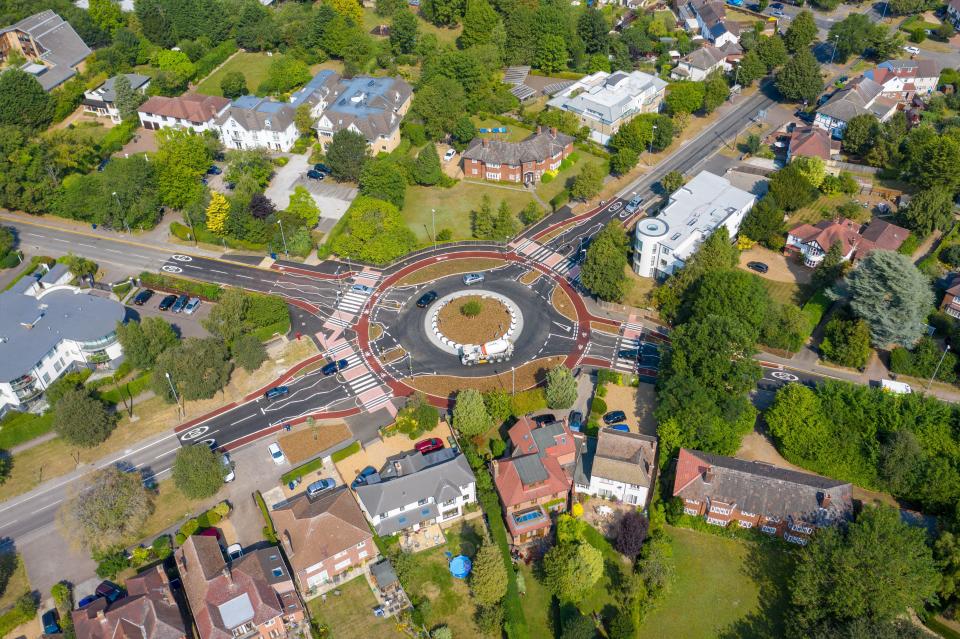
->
xmin=462 ymin=130 xmax=573 ymax=167
xmin=38 ymin=263 xmax=68 ymax=285
xmin=84 ymin=73 xmax=150 ymax=105
xmin=370 ymin=559 xmax=398 ymax=589
xmin=1 ymin=10 xmax=91 ymax=90
xmin=215 ymin=104 xmax=296 ymax=133
xmin=681 ymin=45 xmax=726 ymax=71
xmin=817 ymin=76 xmax=889 ymax=123
xmin=0 ymin=286 xmax=125 ymax=382
xmin=514 ymin=455 xmax=549 ymax=485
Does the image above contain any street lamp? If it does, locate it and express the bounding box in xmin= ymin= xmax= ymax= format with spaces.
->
xmin=927 ymin=344 xmax=951 ymax=390
xmin=432 ymin=208 xmax=437 ymax=251
xmin=276 ymin=219 xmax=289 ymax=257
xmin=111 ymin=191 xmax=130 ymax=234
xmin=828 ymin=33 xmax=840 ymax=66
xmin=164 ymin=372 xmax=182 ymax=419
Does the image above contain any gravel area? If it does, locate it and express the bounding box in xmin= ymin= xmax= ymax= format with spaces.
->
xmin=437 ymin=295 xmax=511 ymax=344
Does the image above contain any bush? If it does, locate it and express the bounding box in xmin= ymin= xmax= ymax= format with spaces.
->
xmin=489 ymin=437 xmax=506 ymax=457
xmin=460 ymin=300 xmax=482 ymax=317
xmin=590 ymin=396 xmax=607 ymax=415
xmin=94 ymin=550 xmax=129 ymax=579
xmin=550 ymin=190 xmax=570 ymax=210
xmin=898 ymin=233 xmax=920 ymax=257
xmin=510 ymin=388 xmax=547 ymax=417
xmin=179 ymin=518 xmax=199 ymax=537
xmin=139 ymin=272 xmax=222 ymax=301
xmin=331 ymin=441 xmax=361 ymax=463
xmin=540 ymin=172 xmax=555 ymax=184
xmin=152 ymin=535 xmax=172 ymax=560
xmin=940 ymin=244 xmax=960 ymax=267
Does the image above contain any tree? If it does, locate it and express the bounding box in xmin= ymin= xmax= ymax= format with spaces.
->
xmin=613 ymin=510 xmax=649 ymax=558
xmin=775 ymin=49 xmax=822 ymax=103
xmin=452 ymin=116 xmax=476 ymax=150
xmin=607 ymin=610 xmax=636 ymax=639
xmin=358 ymin=156 xmax=407 ymax=208
xmin=768 ymin=163 xmax=818 ymax=211
xmin=153 ymin=50 xmax=195 ymax=93
xmin=755 ymin=34 xmax=789 ymax=70
xmin=377 ymin=0 xmax=406 ymax=15
xmin=491 ymin=200 xmax=517 ymax=240
xmin=610 ymin=148 xmax=639 ymax=176
xmin=413 ymin=144 xmax=442 ymax=186
xmin=545 ymin=366 xmax=577 ymax=409
xmin=581 ymin=222 xmax=630 ymax=302
xmin=248 ymin=193 xmax=275 ymax=221
xmin=286 ymin=186 xmax=320 ymax=228
xmin=326 ymin=130 xmax=369 ymax=182
xmin=701 ymin=71 xmax=730 ymax=114
xmin=330 ymin=196 xmax=417 ymax=264
xmin=233 ymin=334 xmax=267 ymax=372
xmin=390 ymin=9 xmax=419 ymax=54
xmin=791 ymin=155 xmax=826 ymax=189
xmin=736 ymin=49 xmax=768 ymax=86
xmin=820 ymin=317 xmax=872 ymax=369
xmin=900 ymin=187 xmax=953 ymax=236
xmin=63 ymin=467 xmax=152 ymax=551
xmin=788 ymin=506 xmax=937 ymax=634
xmin=460 ymin=0 xmax=500 ymax=48
xmin=206 ymin=192 xmax=230 ymax=235
xmin=258 ymin=57 xmax=311 ymax=95
xmin=152 ymin=338 xmax=233 ymax=402
xmin=295 ymin=104 xmax=313 ymax=137
xmin=577 ymin=8 xmax=609 ymax=54
xmin=422 ymin=0 xmax=465 ymax=26
xmin=543 ymin=542 xmax=603 ymax=602
xmin=535 ymin=35 xmax=567 ymax=74
xmin=0 ymin=69 xmax=55 ymax=132
xmin=89 ymin=0 xmax=123 ymax=33
xmin=220 ymin=71 xmax=248 ymax=99
xmin=483 ymin=390 xmax=511 ymax=424
xmin=172 ymin=445 xmax=225 ymax=499
xmin=116 ymin=317 xmax=178 ymax=370
xmin=328 ymin=0 xmax=364 ymax=23
xmin=560 ymin=616 xmax=597 ymax=639
xmin=740 ymin=197 xmax=785 ymax=250
xmin=411 ymin=76 xmax=467 ymax=139
xmin=520 ymin=201 xmax=544 ymax=225
xmin=570 ymin=162 xmax=604 ymax=201
xmin=55 ymin=388 xmax=117 ymax=448
xmin=203 ymin=288 xmax=249 ymax=344
xmin=784 ymin=10 xmax=817 ymax=52
xmin=845 ymin=250 xmax=932 ymax=348
xmin=661 ymin=170 xmax=685 ymax=194
xmin=665 ymin=82 xmax=706 ymax=115
xmin=470 ymin=540 xmax=508 ymax=606
xmin=452 ymin=389 xmax=490 ymax=436
xmin=113 ymin=76 xmax=144 ymax=122
xmin=828 ymin=14 xmax=883 ymax=63
xmin=154 ymin=128 xmax=211 ymax=209
xmin=841 ymin=114 xmax=880 ymax=156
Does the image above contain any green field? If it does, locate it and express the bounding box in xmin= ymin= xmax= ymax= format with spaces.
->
xmin=787 ymin=194 xmax=865 ymax=227
xmin=758 ymin=278 xmax=808 ymax=306
xmin=308 ymin=576 xmax=402 ymax=639
xmin=194 ymin=52 xmax=276 ymax=97
xmin=471 ymin=118 xmax=533 ymax=143
xmin=403 ymin=182 xmax=535 ymax=241
xmin=535 ymin=152 xmax=605 ymax=203
xmin=639 ymin=526 xmax=790 ymax=639
xmin=362 ymin=7 xmax=462 ymax=45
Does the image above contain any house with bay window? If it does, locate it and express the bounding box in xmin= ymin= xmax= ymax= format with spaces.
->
xmin=574 ymin=428 xmax=657 ymax=507
xmin=673 ymin=448 xmax=853 ymax=545
xmin=271 ymin=486 xmax=376 ymax=596
xmin=354 ymin=448 xmax=476 ymax=536
xmin=462 ymin=127 xmax=574 ymax=184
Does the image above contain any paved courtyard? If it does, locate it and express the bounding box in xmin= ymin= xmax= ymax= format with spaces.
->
xmin=264 ymin=154 xmax=356 ymax=224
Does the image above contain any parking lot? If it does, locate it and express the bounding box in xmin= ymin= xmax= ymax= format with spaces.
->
xmin=125 ymin=288 xmax=213 ymax=338
xmin=264 ymin=154 xmax=357 ymax=232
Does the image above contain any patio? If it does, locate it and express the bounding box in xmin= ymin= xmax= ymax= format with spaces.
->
xmin=581 ymin=496 xmax=635 ymax=538
xmin=399 ymin=523 xmax=445 ymax=553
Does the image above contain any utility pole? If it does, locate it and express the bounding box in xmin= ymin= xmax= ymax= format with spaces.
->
xmin=511 ymin=366 xmax=515 ymax=396
xmin=165 ymin=372 xmax=183 ymax=421
xmin=277 ymin=220 xmax=289 ymax=257
xmin=432 ymin=208 xmax=437 ymax=251
xmin=928 ymin=344 xmax=951 ymax=390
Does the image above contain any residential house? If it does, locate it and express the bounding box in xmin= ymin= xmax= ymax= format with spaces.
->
xmin=0 ymin=267 xmax=125 ymax=414
xmin=213 ymin=101 xmax=299 ymax=152
xmin=673 ymin=448 xmax=854 ymax=544
xmin=0 ymin=11 xmax=90 ymax=90
xmin=461 ymin=127 xmax=574 ymax=184
xmin=493 ymin=417 xmax=579 ymax=546
xmin=949 ymin=0 xmax=960 ymax=28
xmin=82 ymin=74 xmax=151 ymax=123
xmin=138 ymin=94 xmax=231 ymax=133
xmin=941 ymin=275 xmax=960 ymax=319
xmin=73 ymin=565 xmax=188 ymax=639
xmin=174 ymin=535 xmax=304 ymax=639
xmin=271 ymin=486 xmax=376 ymax=595
xmin=354 ymin=448 xmax=476 ymax=536
xmin=866 ymin=58 xmax=940 ymax=101
xmin=547 ymin=70 xmax=667 ymax=144
xmin=786 ymin=126 xmax=838 ymax=162
xmin=574 ymin=428 xmax=657 ymax=507
xmin=632 ymin=171 xmax=755 ymax=279
xmin=671 ymin=44 xmax=731 ymax=81
xmin=814 ymin=76 xmax=899 ymax=138
xmin=785 ymin=217 xmax=908 ymax=267
xmin=688 ymin=0 xmax=741 ymax=47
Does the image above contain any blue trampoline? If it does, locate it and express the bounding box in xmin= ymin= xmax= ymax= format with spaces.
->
xmin=449 ymin=555 xmax=472 ymax=579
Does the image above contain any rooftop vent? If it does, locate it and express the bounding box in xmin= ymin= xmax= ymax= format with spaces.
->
xmin=670 ymin=233 xmax=681 ymax=241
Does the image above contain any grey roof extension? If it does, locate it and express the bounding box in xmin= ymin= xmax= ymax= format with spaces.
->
xmin=1 ymin=10 xmax=91 ymax=90
xmin=84 ymin=73 xmax=150 ymax=105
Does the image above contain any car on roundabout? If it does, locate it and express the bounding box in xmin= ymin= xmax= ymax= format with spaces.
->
xmin=462 ymin=273 xmax=485 ymax=285
xmin=416 ymin=291 xmax=438 ymax=307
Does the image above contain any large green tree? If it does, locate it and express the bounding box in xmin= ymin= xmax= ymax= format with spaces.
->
xmin=152 ymin=337 xmax=233 ymax=402
xmin=784 ymin=11 xmax=818 ymax=52
xmin=470 ymin=540 xmax=508 ymax=606
xmin=900 ymin=187 xmax=954 ymax=236
xmin=325 ymin=129 xmax=369 ymax=182
xmin=452 ymin=389 xmax=490 ymax=437
xmin=63 ymin=466 xmax=153 ymax=551
xmin=172 ymin=445 xmax=226 ymax=499
xmin=665 ymin=82 xmax=706 ymax=115
xmin=702 ymin=71 xmax=730 ymax=114
xmin=358 ymin=156 xmax=407 ymax=208
xmin=0 ymin=69 xmax=55 ymax=133
xmin=570 ymin=162 xmax=604 ymax=201
xmin=54 ymin=388 xmax=118 ymax=448
xmin=459 ymin=0 xmax=501 ymax=49
xmin=390 ymin=9 xmax=419 ymax=54
xmin=413 ymin=144 xmax=442 ymax=186
xmin=545 ymin=366 xmax=577 ymax=409
xmin=411 ymin=76 xmax=468 ymax=139
xmin=220 ymin=71 xmax=248 ymax=99
xmin=543 ymin=542 xmax=603 ymax=603
xmin=775 ymin=49 xmax=822 ymax=104
xmin=330 ymin=196 xmax=417 ymax=264
xmin=581 ymin=222 xmax=630 ymax=302
xmin=819 ymin=317 xmax=872 ymax=369
xmin=116 ymin=317 xmax=179 ymax=369
xmin=154 ymin=128 xmax=212 ymax=209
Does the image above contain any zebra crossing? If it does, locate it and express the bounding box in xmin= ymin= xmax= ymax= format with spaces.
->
xmin=348 ymin=372 xmax=380 ymax=394
xmin=338 ymin=290 xmax=370 ymax=314
xmin=513 ymin=238 xmax=576 ymax=276
xmin=352 ymin=269 xmax=382 ymax=285
xmin=613 ymin=335 xmax=640 ymax=372
xmin=322 ymin=339 xmax=395 ymax=415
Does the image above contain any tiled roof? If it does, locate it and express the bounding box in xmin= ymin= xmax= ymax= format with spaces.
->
xmin=680 ymin=44 xmax=726 ymax=71
xmin=859 ymin=219 xmax=908 ymax=251
xmin=272 ymin=486 xmax=372 ymax=576
xmin=1 ymin=10 xmax=91 ymax=90
xmin=73 ymin=567 xmax=186 ymax=639
xmin=495 ymin=418 xmax=577 ymax=508
xmin=139 ymin=94 xmax=230 ymax=124
xmin=673 ymin=448 xmax=853 ymax=528
xmin=818 ymin=76 xmax=891 ymax=123
xmin=589 ymin=428 xmax=657 ymax=487
xmin=788 ymin=218 xmax=861 ymax=256
xmin=788 ymin=126 xmax=833 ymax=161
xmin=462 ymin=129 xmax=573 ymax=167
xmin=874 ymin=58 xmax=940 ymax=81
xmin=85 ymin=74 xmax=150 ymax=104
xmin=216 ymin=103 xmax=295 ymax=133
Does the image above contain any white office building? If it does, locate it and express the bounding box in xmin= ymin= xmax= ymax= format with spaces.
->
xmin=0 ymin=266 xmax=125 ymax=413
xmin=633 ymin=171 xmax=755 ymax=279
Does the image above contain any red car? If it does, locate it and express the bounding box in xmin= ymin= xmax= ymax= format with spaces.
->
xmin=415 ymin=438 xmax=444 ymax=454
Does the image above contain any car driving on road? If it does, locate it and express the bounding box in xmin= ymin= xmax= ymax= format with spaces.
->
xmin=463 ymin=273 xmax=485 ymax=285
xmin=264 ymin=385 xmax=290 ymax=400
xmin=351 ymin=284 xmax=374 ymax=294
xmin=322 ymin=359 xmax=349 ymax=375
xmin=617 ymin=349 xmax=639 ymax=359
xmin=625 ymin=195 xmax=644 ymax=213
xmin=417 ymin=291 xmax=438 ymax=308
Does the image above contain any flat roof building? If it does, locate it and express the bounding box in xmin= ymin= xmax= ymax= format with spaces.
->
xmin=632 ymin=171 xmax=755 ymax=279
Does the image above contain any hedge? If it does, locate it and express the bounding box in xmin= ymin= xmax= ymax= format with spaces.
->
xmin=0 ymin=411 xmax=54 ymax=449
xmin=139 ymin=272 xmax=223 ymax=301
xmin=510 ymin=388 xmax=547 ymax=417
xmin=255 ymin=490 xmax=277 ymax=543
xmin=330 ymin=441 xmax=361 ymax=463
xmin=98 ymin=119 xmax=138 ymax=157
xmin=280 ymin=456 xmax=326 ymax=485
xmin=193 ymin=39 xmax=238 ymax=81
xmin=800 ymin=289 xmax=831 ymax=338
xmin=96 ymin=372 xmax=153 ymax=405
xmin=252 ymin=318 xmax=290 ymax=342
xmin=590 ymin=397 xmax=607 ymax=415
xmin=0 ymin=593 xmax=37 ymax=636
xmin=3 ymin=255 xmax=54 ymax=292
xmin=477 ymin=484 xmax=530 ymax=639
xmin=169 ymin=222 xmax=267 ymax=251
xmin=550 ymin=189 xmax=570 ymax=211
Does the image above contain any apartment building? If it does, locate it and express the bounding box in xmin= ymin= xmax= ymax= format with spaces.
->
xmin=461 ymin=127 xmax=574 ymax=184
xmin=0 ymin=10 xmax=90 ymax=90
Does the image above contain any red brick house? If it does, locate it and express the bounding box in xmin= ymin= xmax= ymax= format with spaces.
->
xmin=175 ymin=535 xmax=304 ymax=639
xmin=271 ymin=486 xmax=377 ymax=596
xmin=493 ymin=417 xmax=579 ymax=545
xmin=462 ymin=127 xmax=574 ymax=184
xmin=73 ymin=566 xmax=188 ymax=639
xmin=940 ymin=275 xmax=960 ymax=319
xmin=673 ymin=449 xmax=853 ymax=545
xmin=785 ymin=217 xmax=908 ymax=267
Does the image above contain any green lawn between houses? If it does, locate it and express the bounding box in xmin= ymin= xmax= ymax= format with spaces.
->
xmin=194 ymin=51 xmax=277 ymax=96
xmin=402 ymin=181 xmax=535 ymax=242
xmin=308 ymin=575 xmax=403 ymax=639
xmin=638 ymin=526 xmax=791 ymax=639
xmin=471 ymin=118 xmax=534 ymax=143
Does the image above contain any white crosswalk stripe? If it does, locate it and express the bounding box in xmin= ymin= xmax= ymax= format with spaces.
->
xmin=338 ymin=291 xmax=368 ymax=313
xmin=349 ymin=376 xmax=380 ymax=394
xmin=362 ymin=393 xmax=393 ymax=412
xmin=325 ymin=317 xmax=352 ymax=329
xmin=353 ymin=270 xmax=382 ymax=284
xmin=614 ymin=358 xmax=637 ymax=371
xmin=324 ymin=342 xmax=353 ymax=358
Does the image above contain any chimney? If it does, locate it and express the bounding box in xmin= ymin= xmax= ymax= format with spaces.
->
xmin=703 ymin=468 xmax=714 ymax=483
xmin=96 ymin=609 xmax=108 ymax=628
xmin=550 ymin=127 xmax=557 ymax=137
xmin=482 ymin=138 xmax=489 ymax=148
xmin=492 ymin=460 xmax=499 ymax=479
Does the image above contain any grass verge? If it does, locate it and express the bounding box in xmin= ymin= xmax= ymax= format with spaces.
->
xmin=405 ymin=356 xmax=565 ymax=397
xmin=396 ymin=258 xmax=508 ymax=286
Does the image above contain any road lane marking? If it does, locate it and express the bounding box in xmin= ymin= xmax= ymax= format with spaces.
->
xmin=236 ymin=274 xmax=254 ymax=280
xmin=211 ymin=269 xmax=228 ymax=274
xmin=231 ymin=414 xmax=256 ymax=425
xmin=153 ymin=448 xmax=180 ymax=460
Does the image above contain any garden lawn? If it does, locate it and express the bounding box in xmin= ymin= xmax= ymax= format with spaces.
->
xmin=471 ymin=118 xmax=533 ymax=143
xmin=136 ymin=480 xmax=206 ymax=543
xmin=194 ymin=52 xmax=277 ymax=97
xmin=517 ymin=563 xmax=554 ymax=638
xmin=639 ymin=526 xmax=790 ymax=639
xmin=309 ymin=575 xmax=402 ymax=639
xmin=786 ymin=194 xmax=863 ymax=227
xmin=759 ymin=278 xmax=807 ymax=306
xmin=403 ymin=182 xmax=534 ymax=241
xmin=535 ymin=152 xmax=605 ymax=203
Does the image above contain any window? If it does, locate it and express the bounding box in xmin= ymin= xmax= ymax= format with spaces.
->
xmin=272 ymin=567 xmax=284 ymax=577
xmin=706 ymin=516 xmax=728 ymax=526
xmin=356 ymin=541 xmax=365 ymax=549
xmin=264 ymin=619 xmax=275 ymax=627
xmin=358 ymin=550 xmax=368 ymax=559
xmin=487 ymin=163 xmax=500 ymax=168
xmin=738 ymin=520 xmax=753 ymax=529
xmin=486 ymin=172 xmax=500 ymax=180
xmin=335 ymin=550 xmax=346 ymax=558
xmin=334 ymin=558 xmax=351 ymax=570
xmin=761 ymin=525 xmax=777 ymax=535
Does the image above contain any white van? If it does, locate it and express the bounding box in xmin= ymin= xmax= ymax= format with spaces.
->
xmin=880 ymin=379 xmax=912 ymax=394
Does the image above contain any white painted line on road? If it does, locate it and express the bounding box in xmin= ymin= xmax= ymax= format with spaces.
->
xmin=131 ymin=254 xmax=150 ymax=259
xmin=105 ymin=249 xmax=123 ymax=254
xmin=231 ymin=414 xmax=256 ymax=425
xmin=25 ymin=232 xmax=44 ymax=238
xmin=211 ymin=269 xmax=228 ymax=274
xmin=236 ymin=274 xmax=254 ymax=280
xmin=79 ymin=243 xmax=96 ymax=248
xmin=102 ymin=432 xmax=177 ymax=467
xmin=52 ymin=238 xmax=68 ymax=243
xmin=153 ymin=447 xmax=180 ymax=460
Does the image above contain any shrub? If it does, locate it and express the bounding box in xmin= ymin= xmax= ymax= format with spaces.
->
xmin=597 ymin=369 xmax=622 ymax=385
xmin=152 ymin=535 xmax=172 ymax=559
xmin=590 ymin=397 xmax=607 ymax=415
xmin=213 ymin=501 xmax=231 ymax=517
xmin=940 ymin=244 xmax=960 ymax=267
xmin=489 ymin=437 xmax=506 ymax=457
xmin=94 ymin=550 xmax=129 ymax=579
xmin=174 ymin=532 xmax=186 ymax=545
xmin=460 ymin=300 xmax=482 ymax=317
xmin=510 ymin=388 xmax=547 ymax=417
xmin=179 ymin=518 xmax=199 ymax=537
xmin=550 ymin=190 xmax=570 ymax=210
xmin=540 ymin=172 xmax=555 ymax=184
xmin=331 ymin=441 xmax=361 ymax=462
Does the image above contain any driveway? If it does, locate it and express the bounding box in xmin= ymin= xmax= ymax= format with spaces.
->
xmin=333 ymin=421 xmax=453 ymax=488
xmin=738 ymin=246 xmax=811 ymax=285
xmin=265 ymin=154 xmax=310 ymax=210
xmin=264 ymin=155 xmax=357 ymax=228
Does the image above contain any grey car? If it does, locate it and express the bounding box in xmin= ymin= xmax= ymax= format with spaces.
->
xmin=463 ymin=273 xmax=485 ymax=285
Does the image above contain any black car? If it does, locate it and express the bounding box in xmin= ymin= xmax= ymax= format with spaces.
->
xmin=207 ymin=165 xmax=222 ymax=175
xmin=617 ymin=349 xmax=639 ymax=359
xmin=158 ymin=294 xmax=178 ymax=311
xmin=416 ymin=291 xmax=438 ymax=308
xmin=603 ymin=410 xmax=626 ymax=425
xmin=42 ymin=610 xmax=60 ymax=634
xmin=314 ymin=163 xmax=331 ymax=174
xmin=532 ymin=413 xmax=556 ymax=425
xmin=97 ymin=158 xmax=110 ymax=172
xmin=306 ymin=169 xmax=324 ymax=180
xmin=747 ymin=261 xmax=769 ymax=274
xmin=132 ymin=289 xmax=154 ymax=306
xmin=95 ymin=581 xmax=124 ymax=603
xmin=322 ymin=358 xmax=349 ymax=375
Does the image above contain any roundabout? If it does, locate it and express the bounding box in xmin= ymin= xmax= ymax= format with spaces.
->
xmin=427 ymin=290 xmax=521 ymax=354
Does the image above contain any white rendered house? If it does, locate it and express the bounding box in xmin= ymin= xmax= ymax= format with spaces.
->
xmin=575 ymin=428 xmax=658 ymax=507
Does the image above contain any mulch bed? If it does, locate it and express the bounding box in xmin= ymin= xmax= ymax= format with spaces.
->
xmin=436 ymin=295 xmax=511 ymax=344
xmin=405 ymin=356 xmax=565 ymax=397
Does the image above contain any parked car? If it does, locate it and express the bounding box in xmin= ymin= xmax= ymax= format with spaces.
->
xmin=77 ymin=595 xmax=100 ymax=609
xmin=307 ymin=478 xmax=336 ymax=497
xmin=41 ymin=610 xmax=61 ymax=634
xmin=321 ymin=359 xmax=349 ymax=375
xmin=226 ymin=543 xmax=244 ymax=560
xmin=306 ymin=169 xmax=325 ymax=180
xmin=416 ymin=290 xmax=438 ymax=308
xmin=532 ymin=413 xmax=557 ymax=425
xmin=352 ymin=466 xmax=377 ymax=489
xmin=609 ymin=424 xmax=631 ymax=433
xmin=568 ymin=410 xmax=583 ymax=431
xmin=747 ymin=261 xmax=769 ymax=273
xmin=904 ymin=45 xmax=921 ymax=55
xmin=462 ymin=273 xmax=485 ymax=285
xmin=314 ymin=163 xmax=331 ymax=174
xmin=617 ymin=349 xmax=639 ymax=359
xmin=207 ymin=165 xmax=222 ymax=175
xmin=264 ymin=385 xmax=290 ymax=400
xmin=222 ymin=453 xmax=235 ymax=482
xmin=158 ymin=294 xmax=178 ymax=311
xmin=96 ymin=158 xmax=110 ymax=172
xmin=351 ymin=283 xmax=374 ymax=294
xmin=171 ymin=294 xmax=189 ymax=313
xmin=603 ymin=410 xmax=626 ymax=425
xmin=771 ymin=8 xmax=784 ymax=15
xmin=95 ymin=581 xmax=124 ymax=603
xmin=132 ymin=289 xmax=154 ymax=306
xmin=267 ymin=442 xmax=286 ymax=465
xmin=184 ymin=297 xmax=201 ymax=314
xmin=414 ymin=437 xmax=443 ymax=454
xmin=443 ymin=148 xmax=456 ymax=162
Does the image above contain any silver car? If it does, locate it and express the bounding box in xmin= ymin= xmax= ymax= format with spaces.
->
xmin=463 ymin=273 xmax=485 ymax=285
xmin=184 ymin=297 xmax=201 ymax=314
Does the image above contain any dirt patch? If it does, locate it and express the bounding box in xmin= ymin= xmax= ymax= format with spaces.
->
xmin=278 ymin=422 xmax=352 ymax=465
xmin=591 ymin=321 xmax=618 ymax=335
xmin=381 ymin=346 xmax=407 ymax=364
xmin=405 ymin=356 xmax=565 ymax=397
xmin=552 ymin=286 xmax=577 ymax=322
xmin=519 ymin=270 xmax=542 ymax=285
xmin=421 ymin=582 xmax=442 ymax=600
xmin=437 ymin=295 xmax=511 ymax=344
xmin=369 ymin=323 xmax=383 ymax=341
xmin=603 ymin=383 xmax=657 ymax=436
xmin=396 ymin=258 xmax=508 ymax=286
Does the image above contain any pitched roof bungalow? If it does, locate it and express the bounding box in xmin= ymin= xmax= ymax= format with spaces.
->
xmin=786 ymin=126 xmax=838 ymax=162
xmin=462 ymin=127 xmax=574 ymax=184
xmin=271 ymin=486 xmax=376 ymax=595
xmin=814 ymin=76 xmax=899 ymax=138
xmin=138 ymin=94 xmax=231 ymax=133
xmin=673 ymin=448 xmax=854 ymax=545
xmin=670 ymin=43 xmax=737 ymax=81
xmin=0 ymin=10 xmax=91 ymax=90
xmin=493 ymin=418 xmax=579 ymax=545
xmin=174 ymin=535 xmax=304 ymax=639
xmin=575 ymin=428 xmax=657 ymax=507
xmin=73 ymin=566 xmax=188 ymax=639
xmin=785 ymin=217 xmax=908 ymax=267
